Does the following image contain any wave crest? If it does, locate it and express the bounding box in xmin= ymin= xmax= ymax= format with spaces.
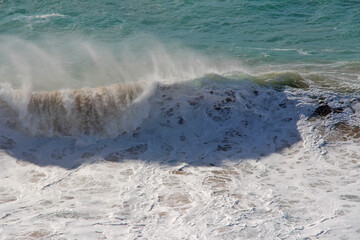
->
xmin=10 ymin=83 xmax=145 ymax=137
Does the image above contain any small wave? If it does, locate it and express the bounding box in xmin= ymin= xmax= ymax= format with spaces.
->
xmin=32 ymin=13 xmax=65 ymax=19
xmin=18 ymin=13 xmax=65 ymax=21
xmin=252 ymin=47 xmax=310 ymax=56
xmin=274 ymin=48 xmax=310 ymax=56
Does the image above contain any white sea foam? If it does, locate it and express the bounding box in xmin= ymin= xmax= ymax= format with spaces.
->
xmin=0 ymin=38 xmax=360 ymax=239
xmin=0 ymin=80 xmax=359 ymax=239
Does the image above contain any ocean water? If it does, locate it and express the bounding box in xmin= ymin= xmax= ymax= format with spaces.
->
xmin=1 ymin=1 xmax=360 ymax=239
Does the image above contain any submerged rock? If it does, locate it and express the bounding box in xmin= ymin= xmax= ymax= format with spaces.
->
xmin=313 ymin=103 xmax=345 ymax=118
xmin=314 ymin=104 xmax=332 ymax=117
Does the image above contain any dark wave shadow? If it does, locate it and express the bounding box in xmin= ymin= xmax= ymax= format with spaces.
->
xmin=0 ymin=78 xmax=306 ymax=169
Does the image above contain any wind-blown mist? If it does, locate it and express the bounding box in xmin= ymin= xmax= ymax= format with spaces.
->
xmin=0 ymin=36 xmax=245 ymax=91
xmin=1 ymin=1 xmax=360 ymax=239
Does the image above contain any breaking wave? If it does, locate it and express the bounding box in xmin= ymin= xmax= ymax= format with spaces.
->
xmin=0 ymin=83 xmax=148 ymax=137
xmin=1 ymin=69 xmax=359 ymax=141
xmin=0 ymin=37 xmax=359 ymax=140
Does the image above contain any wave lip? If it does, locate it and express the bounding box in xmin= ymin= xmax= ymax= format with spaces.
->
xmin=22 ymin=83 xmax=144 ymax=137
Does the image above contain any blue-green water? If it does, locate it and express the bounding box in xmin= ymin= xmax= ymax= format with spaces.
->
xmin=1 ymin=3 xmax=360 ymax=238
xmin=0 ymin=0 xmax=359 ymax=90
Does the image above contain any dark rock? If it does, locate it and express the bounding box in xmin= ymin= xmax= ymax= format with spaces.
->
xmin=314 ymin=104 xmax=332 ymax=117
xmin=333 ymin=107 xmax=345 ymax=113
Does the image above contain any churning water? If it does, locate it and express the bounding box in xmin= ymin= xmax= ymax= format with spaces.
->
xmin=0 ymin=1 xmax=360 ymax=239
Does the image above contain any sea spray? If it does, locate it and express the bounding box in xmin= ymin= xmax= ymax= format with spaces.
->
xmin=1 ymin=1 xmax=360 ymax=239
xmin=0 ymin=36 xmax=245 ymax=92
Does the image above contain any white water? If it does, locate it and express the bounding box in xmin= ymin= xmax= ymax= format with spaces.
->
xmin=1 ymin=75 xmax=360 ymax=239
xmin=1 ymin=145 xmax=359 ymax=239
xmin=0 ymin=39 xmax=360 ymax=239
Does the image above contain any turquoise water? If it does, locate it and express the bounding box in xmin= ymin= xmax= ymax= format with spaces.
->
xmin=1 ymin=3 xmax=360 ymax=238
xmin=0 ymin=0 xmax=359 ymax=90
xmin=1 ymin=0 xmax=359 ymax=62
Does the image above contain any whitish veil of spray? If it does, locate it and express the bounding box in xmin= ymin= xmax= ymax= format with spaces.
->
xmin=0 ymin=35 xmax=246 ymax=137
xmin=0 ymin=36 xmax=246 ymax=90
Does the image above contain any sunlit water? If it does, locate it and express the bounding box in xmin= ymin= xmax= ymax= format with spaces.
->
xmin=0 ymin=1 xmax=360 ymax=239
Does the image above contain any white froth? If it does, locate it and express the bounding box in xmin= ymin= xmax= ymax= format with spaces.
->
xmin=1 ymin=143 xmax=359 ymax=239
xmin=0 ymin=77 xmax=360 ymax=239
